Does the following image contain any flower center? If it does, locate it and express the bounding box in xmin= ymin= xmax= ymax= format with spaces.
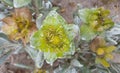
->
xmin=15 ymin=17 xmax=30 ymax=32
xmin=96 ymin=48 xmax=104 ymax=55
xmin=50 ymin=36 xmax=60 ymax=45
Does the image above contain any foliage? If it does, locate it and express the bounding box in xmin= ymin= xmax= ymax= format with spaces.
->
xmin=0 ymin=0 xmax=119 ymax=73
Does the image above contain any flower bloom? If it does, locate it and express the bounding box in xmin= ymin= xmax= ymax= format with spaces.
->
xmin=79 ymin=7 xmax=114 ymax=41
xmin=95 ymin=46 xmax=115 ymax=67
xmin=2 ymin=7 xmax=36 ymax=44
xmin=32 ymin=24 xmax=70 ymax=57
xmin=31 ymin=10 xmax=75 ymax=64
xmin=90 ymin=36 xmax=116 ymax=67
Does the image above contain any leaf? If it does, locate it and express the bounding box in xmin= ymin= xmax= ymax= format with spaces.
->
xmin=0 ymin=13 xmax=6 ymax=20
xmin=13 ymin=63 xmax=32 ymax=69
xmin=81 ymin=67 xmax=92 ymax=73
xmin=25 ymin=46 xmax=44 ymax=68
xmin=64 ymin=24 xmax=80 ymax=40
xmin=42 ymin=0 xmax=52 ymax=9
xmin=44 ymin=52 xmax=57 ymax=65
xmin=36 ymin=14 xmax=43 ymax=29
xmin=33 ymin=0 xmax=43 ymax=10
xmin=0 ymin=32 xmax=9 ymax=40
xmin=2 ymin=0 xmax=13 ymax=6
xmin=35 ymin=52 xmax=44 ymax=68
xmin=0 ymin=50 xmax=12 ymax=65
xmin=110 ymin=63 xmax=120 ymax=73
xmin=78 ymin=8 xmax=99 ymax=25
xmin=0 ymin=37 xmax=10 ymax=48
xmin=92 ymin=68 xmax=108 ymax=73
xmin=80 ymin=25 xmax=96 ymax=41
xmin=13 ymin=0 xmax=31 ymax=8
xmin=106 ymin=37 xmax=118 ymax=45
xmin=64 ymin=67 xmax=77 ymax=73
xmin=73 ymin=15 xmax=81 ymax=25
xmin=70 ymin=59 xmax=83 ymax=68
xmin=43 ymin=9 xmax=66 ymax=26
xmin=78 ymin=8 xmax=92 ymax=23
xmin=54 ymin=66 xmax=63 ymax=73
xmin=25 ymin=46 xmax=37 ymax=60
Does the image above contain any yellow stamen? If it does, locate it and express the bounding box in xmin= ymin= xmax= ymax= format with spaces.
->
xmin=96 ymin=48 xmax=104 ymax=55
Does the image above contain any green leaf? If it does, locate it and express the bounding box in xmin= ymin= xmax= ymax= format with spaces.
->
xmin=13 ymin=63 xmax=32 ymax=69
xmin=43 ymin=10 xmax=66 ymax=26
xmin=36 ymin=14 xmax=43 ymax=29
xmin=81 ymin=67 xmax=92 ymax=73
xmin=70 ymin=59 xmax=83 ymax=68
xmin=0 ymin=50 xmax=12 ymax=65
xmin=54 ymin=66 xmax=63 ymax=73
xmin=44 ymin=52 xmax=57 ymax=65
xmin=80 ymin=25 xmax=96 ymax=41
xmin=13 ymin=0 xmax=31 ymax=8
xmin=78 ymin=8 xmax=98 ymax=24
xmin=25 ymin=46 xmax=44 ymax=68
xmin=0 ymin=32 xmax=9 ymax=40
xmin=35 ymin=52 xmax=44 ymax=68
xmin=64 ymin=24 xmax=80 ymax=41
xmin=64 ymin=67 xmax=77 ymax=73
xmin=2 ymin=0 xmax=13 ymax=6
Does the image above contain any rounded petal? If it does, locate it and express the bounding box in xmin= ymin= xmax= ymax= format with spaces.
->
xmin=13 ymin=7 xmax=32 ymax=21
xmin=43 ymin=10 xmax=66 ymax=26
xmin=30 ymin=10 xmax=75 ymax=64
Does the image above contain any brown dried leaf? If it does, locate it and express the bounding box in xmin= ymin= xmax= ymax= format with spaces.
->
xmin=90 ymin=36 xmax=106 ymax=52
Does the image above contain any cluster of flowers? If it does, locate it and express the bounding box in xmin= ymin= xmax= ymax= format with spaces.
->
xmin=1 ymin=7 xmax=116 ymax=69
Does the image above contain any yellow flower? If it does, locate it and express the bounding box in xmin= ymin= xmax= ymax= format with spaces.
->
xmin=32 ymin=24 xmax=70 ymax=57
xmin=79 ymin=7 xmax=114 ymax=41
xmin=96 ymin=48 xmax=105 ymax=55
xmin=90 ymin=36 xmax=116 ymax=67
xmin=95 ymin=46 xmax=115 ymax=67
xmin=34 ymin=69 xmax=46 ymax=73
xmin=2 ymin=7 xmax=37 ymax=45
xmin=31 ymin=10 xmax=75 ymax=64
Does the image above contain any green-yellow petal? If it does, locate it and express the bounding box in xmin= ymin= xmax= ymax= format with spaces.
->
xmin=95 ymin=57 xmax=110 ymax=67
xmin=30 ymin=10 xmax=75 ymax=64
xmin=79 ymin=7 xmax=114 ymax=33
xmin=104 ymin=46 xmax=116 ymax=53
xmin=105 ymin=54 xmax=113 ymax=60
xmin=80 ymin=24 xmax=96 ymax=41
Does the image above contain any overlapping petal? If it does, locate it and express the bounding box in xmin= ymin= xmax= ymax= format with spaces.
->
xmin=2 ymin=7 xmax=37 ymax=44
xmin=31 ymin=10 xmax=76 ymax=64
xmin=90 ymin=37 xmax=116 ymax=67
xmin=79 ymin=7 xmax=114 ymax=41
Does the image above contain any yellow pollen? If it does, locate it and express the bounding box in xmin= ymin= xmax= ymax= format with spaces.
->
xmin=96 ymin=48 xmax=104 ymax=55
xmin=51 ymin=36 xmax=60 ymax=45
